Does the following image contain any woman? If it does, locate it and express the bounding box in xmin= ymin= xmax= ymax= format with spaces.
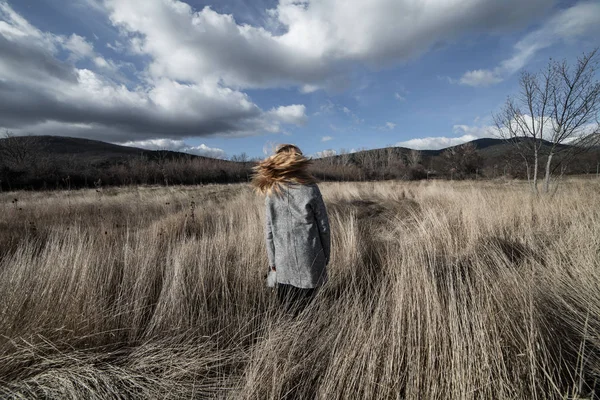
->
xmin=252 ymin=144 xmax=330 ymax=314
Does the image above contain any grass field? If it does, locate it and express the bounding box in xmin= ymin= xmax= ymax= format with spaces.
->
xmin=0 ymin=179 xmax=599 ymax=399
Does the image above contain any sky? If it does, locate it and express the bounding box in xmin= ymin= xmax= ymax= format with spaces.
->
xmin=0 ymin=0 xmax=599 ymax=159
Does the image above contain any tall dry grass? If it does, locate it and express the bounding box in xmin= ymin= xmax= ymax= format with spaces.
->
xmin=0 ymin=179 xmax=599 ymax=399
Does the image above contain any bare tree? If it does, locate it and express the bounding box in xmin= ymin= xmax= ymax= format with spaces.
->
xmin=353 ymin=148 xmax=373 ymax=179
xmin=441 ymin=143 xmax=482 ymax=180
xmin=494 ymin=49 xmax=600 ymax=194
xmin=0 ymin=131 xmax=39 ymax=169
xmin=338 ymin=148 xmax=351 ymax=167
xmin=230 ymin=152 xmax=249 ymax=163
xmin=544 ymin=50 xmax=600 ymax=191
xmin=494 ymin=67 xmax=553 ymax=194
xmin=407 ymin=149 xmax=422 ymax=168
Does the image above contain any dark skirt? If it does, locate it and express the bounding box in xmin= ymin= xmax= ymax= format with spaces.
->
xmin=276 ymin=283 xmax=316 ymax=315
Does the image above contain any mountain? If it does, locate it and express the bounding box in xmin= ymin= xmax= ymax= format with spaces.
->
xmin=311 ymin=136 xmax=600 ymax=180
xmin=0 ymin=135 xmax=247 ymax=190
xmin=0 ymin=135 xmax=598 ymax=190
xmin=0 ymin=135 xmax=585 ymax=165
xmin=0 ymin=135 xmax=220 ymax=165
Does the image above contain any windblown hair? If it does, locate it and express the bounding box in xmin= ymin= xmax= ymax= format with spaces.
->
xmin=252 ymin=144 xmax=316 ymax=195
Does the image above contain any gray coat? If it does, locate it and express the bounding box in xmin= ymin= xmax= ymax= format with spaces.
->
xmin=265 ymin=183 xmax=330 ymax=289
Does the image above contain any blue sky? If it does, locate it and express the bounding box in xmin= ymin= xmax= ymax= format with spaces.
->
xmin=1 ymin=0 xmax=599 ymax=159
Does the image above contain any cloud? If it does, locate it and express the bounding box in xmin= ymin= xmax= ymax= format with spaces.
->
xmin=0 ymin=2 xmax=306 ymax=142
xmin=0 ymin=0 xmax=569 ymax=142
xmin=105 ymin=0 xmax=553 ymax=90
xmin=451 ymin=124 xmax=497 ymax=138
xmin=394 ymin=92 xmax=406 ymax=101
xmin=395 ymin=122 xmax=498 ymax=150
xmin=262 ymin=140 xmax=279 ymax=156
xmin=321 ymin=135 xmax=333 ymax=142
xmin=313 ymin=100 xmax=337 ymax=116
xmin=341 ymin=106 xmax=363 ymax=124
xmin=374 ymin=121 xmax=396 ymax=130
xmin=76 ymin=0 xmax=105 ymax=13
xmin=501 ymin=1 xmax=600 ymax=74
xmin=64 ymin=34 xmax=94 ymax=61
xmin=458 ymin=69 xmax=503 ymax=87
xmin=313 ymin=101 xmax=362 ymax=125
xmin=396 ymin=134 xmax=479 ymax=150
xmin=61 ymin=33 xmax=119 ymax=73
xmin=106 ymin=40 xmax=125 ymax=53
xmin=119 ymin=138 xmax=227 ymax=159
xmin=268 ymin=104 xmax=307 ymax=125
xmin=0 ymin=2 xmax=48 ymax=39
xmin=300 ymin=84 xmax=320 ymax=93
xmin=396 ymin=116 xmax=594 ymax=151
xmin=105 ymin=0 xmax=333 ymax=89
xmin=457 ymin=2 xmax=600 ymax=87
xmin=314 ymin=149 xmax=337 ymax=158
xmin=489 ymin=114 xmax=598 ymax=144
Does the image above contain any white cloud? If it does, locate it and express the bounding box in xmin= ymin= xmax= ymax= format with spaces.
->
xmin=106 ymin=40 xmax=125 ymax=53
xmin=182 ymin=144 xmax=227 ymax=159
xmin=76 ymin=0 xmax=104 ymax=13
xmin=58 ymin=34 xmax=123 ymax=75
xmin=0 ymin=2 xmax=47 ymax=40
xmin=456 ymin=2 xmax=600 ymax=87
xmin=313 ymin=101 xmax=362 ymax=125
xmin=396 ymin=134 xmax=480 ymax=150
xmin=268 ymin=104 xmax=307 ymax=125
xmin=64 ymin=34 xmax=94 ymax=61
xmin=394 ymin=92 xmax=406 ymax=101
xmin=340 ymin=106 xmax=363 ymax=124
xmin=314 ymin=149 xmax=337 ymax=158
xmin=487 ymin=114 xmax=598 ymax=144
xmin=119 ymin=139 xmax=226 ymax=159
xmin=105 ymin=0 xmax=554 ymax=90
xmin=300 ymin=84 xmax=320 ymax=93
xmin=459 ymin=69 xmax=503 ymax=87
xmin=90 ymin=56 xmax=122 ymax=75
xmin=314 ymin=100 xmax=334 ymax=116
xmin=395 ymin=122 xmax=499 ymax=150
xmin=374 ymin=121 xmax=397 ymax=130
xmin=328 ymin=123 xmax=341 ymax=132
xmin=393 ymin=116 xmax=595 ymax=150
xmin=262 ymin=140 xmax=278 ymax=156
xmin=452 ymin=124 xmax=497 ymax=138
xmin=321 ymin=135 xmax=333 ymax=142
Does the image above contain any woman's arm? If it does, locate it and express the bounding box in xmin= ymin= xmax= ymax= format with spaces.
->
xmin=265 ymin=198 xmax=276 ymax=268
xmin=312 ymin=185 xmax=330 ymax=264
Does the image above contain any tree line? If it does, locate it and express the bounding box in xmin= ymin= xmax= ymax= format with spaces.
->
xmin=0 ymin=135 xmax=489 ymax=191
xmin=0 ymin=135 xmax=252 ymax=191
xmin=2 ymin=132 xmax=599 ymax=191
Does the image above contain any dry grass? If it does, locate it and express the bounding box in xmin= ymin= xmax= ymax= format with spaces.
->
xmin=0 ymin=179 xmax=599 ymax=399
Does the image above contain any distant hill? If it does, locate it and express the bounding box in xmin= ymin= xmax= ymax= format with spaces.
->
xmin=0 ymin=135 xmax=223 ymax=165
xmin=0 ymin=135 xmax=598 ymax=190
xmin=0 ymin=135 xmax=248 ymax=190
xmin=0 ymin=134 xmax=586 ymax=165
xmin=311 ymin=136 xmax=600 ymax=180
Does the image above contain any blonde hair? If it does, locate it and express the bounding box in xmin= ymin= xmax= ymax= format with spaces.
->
xmin=252 ymin=144 xmax=316 ymax=195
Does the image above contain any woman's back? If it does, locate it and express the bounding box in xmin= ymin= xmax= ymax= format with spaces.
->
xmin=265 ymin=183 xmax=330 ymax=289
